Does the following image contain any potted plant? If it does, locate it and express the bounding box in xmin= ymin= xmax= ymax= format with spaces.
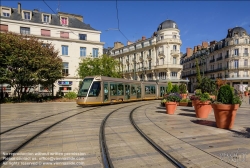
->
xmin=179 ymin=83 xmax=188 ymax=99
xmin=195 ymin=92 xmax=212 ymax=118
xmin=179 ymin=98 xmax=188 ymax=106
xmin=212 ymin=84 xmax=242 ymax=129
xmin=200 ymin=77 xmax=216 ymax=99
xmin=166 ymin=82 xmax=173 ymax=95
xmin=244 ymin=86 xmax=249 ymax=96
xmin=165 ymin=93 xmax=181 ymax=115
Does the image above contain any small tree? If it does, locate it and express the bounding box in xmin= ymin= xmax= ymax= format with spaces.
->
xmin=166 ymin=82 xmax=173 ymax=94
xmin=200 ymin=77 xmax=216 ymax=94
xmin=171 ymin=84 xmax=180 ymax=93
xmin=179 ymin=83 xmax=187 ymax=94
xmin=195 ymin=59 xmax=202 ymax=89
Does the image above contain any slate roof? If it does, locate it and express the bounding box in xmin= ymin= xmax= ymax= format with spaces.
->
xmin=0 ymin=7 xmax=97 ymax=31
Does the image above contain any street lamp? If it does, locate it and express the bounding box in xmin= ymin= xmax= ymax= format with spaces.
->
xmin=199 ymin=48 xmax=210 ymax=77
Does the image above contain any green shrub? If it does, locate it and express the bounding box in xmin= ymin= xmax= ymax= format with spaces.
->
xmin=171 ymin=84 xmax=180 ymax=93
xmin=64 ymin=92 xmax=77 ymax=99
xmin=217 ymin=85 xmax=235 ymax=104
xmin=179 ymin=83 xmax=187 ymax=94
xmin=166 ymin=82 xmax=173 ymax=94
xmin=180 ymin=99 xmax=188 ymax=102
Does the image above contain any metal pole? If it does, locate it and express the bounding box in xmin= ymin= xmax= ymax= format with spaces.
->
xmin=203 ymin=56 xmax=205 ymax=77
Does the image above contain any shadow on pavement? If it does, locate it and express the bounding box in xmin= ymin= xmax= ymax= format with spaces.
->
xmin=191 ymin=119 xmax=217 ymax=127
xmin=155 ymin=110 xmax=166 ymax=114
xmin=230 ymin=127 xmax=250 ymax=138
xmin=179 ymin=108 xmax=195 ymax=112
xmin=178 ymin=113 xmax=196 ymax=117
xmin=156 ymin=106 xmax=165 ymax=109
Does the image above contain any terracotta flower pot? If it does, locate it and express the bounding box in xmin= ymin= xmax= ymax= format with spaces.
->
xmin=244 ymin=91 xmax=248 ymax=96
xmin=192 ymin=100 xmax=200 ymax=110
xmin=195 ymin=101 xmax=212 ymax=118
xmin=212 ymin=104 xmax=239 ymax=129
xmin=165 ymin=102 xmax=177 ymax=115
xmin=179 ymin=102 xmax=188 ymax=106
xmin=181 ymin=94 xmax=187 ymax=99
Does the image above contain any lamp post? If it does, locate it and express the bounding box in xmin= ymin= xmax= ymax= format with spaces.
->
xmin=199 ymin=48 xmax=210 ymax=77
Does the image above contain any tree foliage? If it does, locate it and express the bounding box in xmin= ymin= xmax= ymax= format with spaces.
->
xmin=78 ymin=54 xmax=122 ymax=78
xmin=195 ymin=58 xmax=202 ymax=88
xmin=166 ymin=82 xmax=173 ymax=94
xmin=0 ymin=32 xmax=63 ymax=100
xmin=200 ymin=77 xmax=216 ymax=94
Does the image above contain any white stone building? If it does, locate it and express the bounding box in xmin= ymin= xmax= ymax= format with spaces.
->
xmin=0 ymin=3 xmax=104 ymax=96
xmin=181 ymin=27 xmax=250 ymax=92
xmin=110 ymin=20 xmax=188 ymax=84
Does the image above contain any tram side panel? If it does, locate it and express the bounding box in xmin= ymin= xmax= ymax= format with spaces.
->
xmin=142 ymin=82 xmax=157 ymax=100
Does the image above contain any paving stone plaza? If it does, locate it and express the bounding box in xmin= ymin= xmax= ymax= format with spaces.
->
xmin=0 ymin=97 xmax=249 ymax=168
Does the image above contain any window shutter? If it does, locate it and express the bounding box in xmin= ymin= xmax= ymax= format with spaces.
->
xmin=60 ymin=31 xmax=69 ymax=38
xmin=0 ymin=24 xmax=8 ymax=31
xmin=41 ymin=29 xmax=50 ymax=36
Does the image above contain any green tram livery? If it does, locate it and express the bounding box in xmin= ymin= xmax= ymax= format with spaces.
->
xmin=76 ymin=76 xmax=168 ymax=106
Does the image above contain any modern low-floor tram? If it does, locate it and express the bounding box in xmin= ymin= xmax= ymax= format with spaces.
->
xmin=76 ymin=76 xmax=168 ymax=106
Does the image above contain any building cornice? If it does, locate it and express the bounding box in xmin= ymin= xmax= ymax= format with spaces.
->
xmin=1 ymin=18 xmax=101 ymax=34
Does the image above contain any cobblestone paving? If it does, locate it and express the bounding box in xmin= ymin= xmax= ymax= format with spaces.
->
xmin=105 ymin=101 xmax=176 ymax=168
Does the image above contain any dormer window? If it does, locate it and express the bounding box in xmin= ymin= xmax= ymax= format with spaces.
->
xmin=60 ymin=17 xmax=68 ymax=25
xmin=24 ymin=12 xmax=31 ymax=20
xmin=43 ymin=15 xmax=50 ymax=23
xmin=2 ymin=8 xmax=11 ymax=17
xmin=234 ymin=39 xmax=239 ymax=44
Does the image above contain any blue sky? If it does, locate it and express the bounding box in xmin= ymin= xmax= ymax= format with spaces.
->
xmin=2 ymin=0 xmax=250 ymax=53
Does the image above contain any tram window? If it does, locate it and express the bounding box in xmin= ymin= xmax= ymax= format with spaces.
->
xmin=110 ymin=83 xmax=117 ymax=96
xmin=151 ymin=86 xmax=155 ymax=94
xmin=131 ymin=85 xmax=136 ymax=95
xmin=125 ymin=85 xmax=130 ymax=95
xmin=88 ymin=81 xmax=101 ymax=97
xmin=117 ymin=83 xmax=124 ymax=95
xmin=78 ymin=78 xmax=93 ymax=96
xmin=145 ymin=86 xmax=150 ymax=94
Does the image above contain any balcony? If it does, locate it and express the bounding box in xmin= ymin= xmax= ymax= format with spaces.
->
xmin=158 ymin=51 xmax=165 ymax=58
xmin=132 ymin=58 xmax=136 ymax=62
xmin=126 ymin=59 xmax=129 ymax=64
xmin=243 ymin=53 xmax=249 ymax=57
xmin=216 ymin=56 xmax=223 ymax=61
xmin=224 ymin=54 xmax=229 ymax=59
xmin=243 ymin=75 xmax=249 ymax=77
xmin=232 ymin=54 xmax=239 ymax=57
xmin=228 ymin=66 xmax=250 ymax=70
xmin=171 ymin=50 xmax=179 ymax=56
xmin=155 ymin=64 xmax=182 ymax=69
xmin=139 ymin=56 xmax=143 ymax=62
xmin=231 ymin=75 xmax=240 ymax=78
xmin=210 ymin=59 xmax=215 ymax=63
xmin=147 ymin=55 xmax=152 ymax=60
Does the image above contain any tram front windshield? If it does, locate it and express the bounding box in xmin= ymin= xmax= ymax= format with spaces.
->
xmin=78 ymin=78 xmax=93 ymax=97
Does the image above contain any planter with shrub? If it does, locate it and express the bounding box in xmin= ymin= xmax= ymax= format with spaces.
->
xmin=164 ymin=93 xmax=181 ymax=115
xmin=179 ymin=83 xmax=188 ymax=99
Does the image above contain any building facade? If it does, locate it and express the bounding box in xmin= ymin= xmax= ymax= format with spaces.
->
xmin=110 ymin=20 xmax=188 ymax=84
xmin=181 ymin=27 xmax=250 ymax=92
xmin=0 ymin=3 xmax=104 ymax=95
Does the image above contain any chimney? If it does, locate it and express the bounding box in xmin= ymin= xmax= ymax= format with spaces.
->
xmin=33 ymin=9 xmax=39 ymax=12
xmin=18 ymin=2 xmax=21 ymax=14
xmin=142 ymin=36 xmax=146 ymax=41
xmin=127 ymin=41 xmax=133 ymax=45
xmin=186 ymin=48 xmax=193 ymax=57
xmin=113 ymin=42 xmax=124 ymax=50
xmin=193 ymin=46 xmax=197 ymax=53
xmin=210 ymin=40 xmax=217 ymax=46
xmin=197 ymin=45 xmax=202 ymax=51
xmin=202 ymin=41 xmax=208 ymax=48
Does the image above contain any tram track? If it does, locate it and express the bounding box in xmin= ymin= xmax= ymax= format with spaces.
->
xmin=0 ymin=108 xmax=82 ymax=135
xmin=100 ymin=101 xmax=185 ymax=168
xmin=0 ymin=106 xmax=100 ymax=166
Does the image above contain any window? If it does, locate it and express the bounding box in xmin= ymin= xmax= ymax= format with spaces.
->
xmin=79 ymin=34 xmax=87 ymax=40
xmin=173 ymin=57 xmax=177 ymax=64
xmin=244 ymin=59 xmax=248 ymax=66
xmin=244 ymin=48 xmax=248 ymax=53
xmin=61 ymin=17 xmax=68 ymax=25
xmin=145 ymin=86 xmax=155 ymax=94
xmin=0 ymin=24 xmax=8 ymax=32
xmin=62 ymin=45 xmax=68 ymax=55
xmin=88 ymin=81 xmax=101 ymax=97
xmin=2 ymin=8 xmax=10 ymax=17
xmin=80 ymin=47 xmax=86 ymax=57
xmin=62 ymin=62 xmax=69 ymax=76
xmin=161 ymin=35 xmax=164 ymax=40
xmin=173 ymin=35 xmax=176 ymax=39
xmin=43 ymin=15 xmax=50 ymax=22
xmin=159 ymin=72 xmax=166 ymax=80
xmin=245 ymin=39 xmax=248 ymax=44
xmin=92 ymin=48 xmax=99 ymax=57
xmin=234 ymin=39 xmax=238 ymax=44
xmin=20 ymin=27 xmax=30 ymax=34
xmin=234 ymin=60 xmax=238 ymax=68
xmin=60 ymin=31 xmax=69 ymax=38
xmin=243 ymin=71 xmax=248 ymax=77
xmin=78 ymin=78 xmax=94 ymax=96
xmin=171 ymin=72 xmax=177 ymax=77
xmin=234 ymin=49 xmax=239 ymax=56
xmin=173 ymin=45 xmax=177 ymax=51
xmin=24 ymin=12 xmax=30 ymax=20
xmin=41 ymin=29 xmax=50 ymax=36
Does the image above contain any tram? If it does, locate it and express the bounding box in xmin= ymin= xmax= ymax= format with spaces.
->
xmin=76 ymin=76 xmax=168 ymax=106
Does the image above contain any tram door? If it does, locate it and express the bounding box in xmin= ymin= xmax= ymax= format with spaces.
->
xmin=136 ymin=85 xmax=141 ymax=99
xmin=125 ymin=84 xmax=130 ymax=100
xmin=160 ymin=86 xmax=165 ymax=97
xmin=130 ymin=85 xmax=137 ymax=100
xmin=103 ymin=82 xmax=109 ymax=102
